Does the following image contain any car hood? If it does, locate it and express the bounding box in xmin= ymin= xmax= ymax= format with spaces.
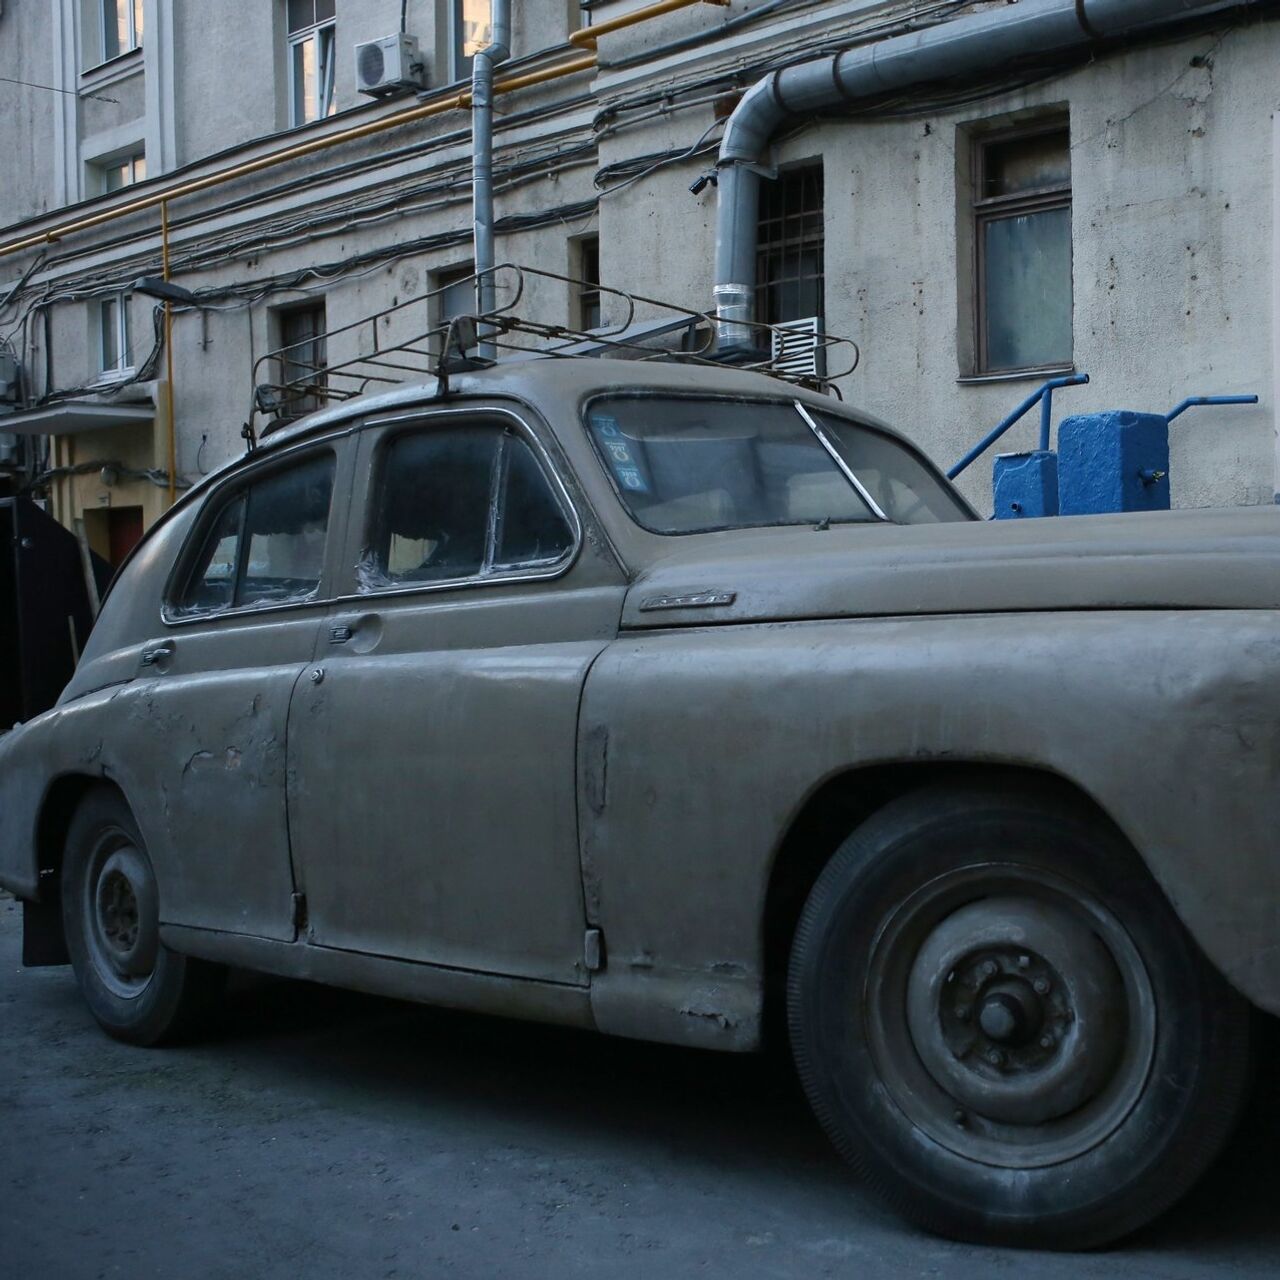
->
xmin=621 ymin=505 xmax=1280 ymax=628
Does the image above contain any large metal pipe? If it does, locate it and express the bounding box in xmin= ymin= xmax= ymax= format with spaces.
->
xmin=473 ymin=0 xmax=512 ymax=357
xmin=713 ymin=0 xmax=1261 ymax=339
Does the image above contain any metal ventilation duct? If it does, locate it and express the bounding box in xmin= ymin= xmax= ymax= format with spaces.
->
xmin=712 ymin=0 xmax=1264 ymax=344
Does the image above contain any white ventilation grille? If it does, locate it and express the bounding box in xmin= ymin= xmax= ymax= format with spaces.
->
xmin=771 ymin=316 xmax=825 ymax=380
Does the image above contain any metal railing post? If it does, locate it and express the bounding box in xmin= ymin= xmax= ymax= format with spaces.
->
xmin=948 ymin=373 xmax=1088 ymax=480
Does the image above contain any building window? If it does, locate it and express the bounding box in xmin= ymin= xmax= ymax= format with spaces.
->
xmin=573 ymin=236 xmax=601 ymax=331
xmin=755 ymin=165 xmax=824 ymax=325
xmin=101 ymin=0 xmax=143 ymax=61
xmin=99 ymin=294 xmax=132 ymax=376
xmin=288 ymin=0 xmax=337 ymax=126
xmin=97 ymin=152 xmax=146 ymax=194
xmin=972 ymin=122 xmax=1073 ymax=374
xmin=436 ymin=263 xmax=475 ymax=321
xmin=276 ymin=302 xmax=328 ymax=418
xmin=452 ymin=0 xmax=493 ymax=81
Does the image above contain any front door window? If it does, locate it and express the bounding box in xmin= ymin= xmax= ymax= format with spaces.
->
xmin=362 ymin=425 xmax=574 ymax=591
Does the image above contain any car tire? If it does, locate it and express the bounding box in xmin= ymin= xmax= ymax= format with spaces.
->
xmin=61 ymin=785 xmax=225 ymax=1046
xmin=787 ymin=782 xmax=1252 ymax=1249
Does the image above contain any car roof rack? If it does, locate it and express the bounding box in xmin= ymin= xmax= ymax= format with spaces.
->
xmin=250 ymin=262 xmax=860 ymax=442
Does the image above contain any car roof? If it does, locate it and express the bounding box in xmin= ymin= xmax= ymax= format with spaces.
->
xmin=160 ymin=357 xmax=923 ymax=555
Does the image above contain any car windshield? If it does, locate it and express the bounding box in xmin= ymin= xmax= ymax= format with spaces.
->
xmin=585 ymin=395 xmax=971 ymax=534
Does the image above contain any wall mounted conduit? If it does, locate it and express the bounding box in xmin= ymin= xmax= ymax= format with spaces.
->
xmin=712 ymin=0 xmax=1269 ymax=346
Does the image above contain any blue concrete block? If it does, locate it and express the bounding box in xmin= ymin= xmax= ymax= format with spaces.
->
xmin=1057 ymin=410 xmax=1171 ymax=515
xmin=992 ymin=450 xmax=1059 ymax=519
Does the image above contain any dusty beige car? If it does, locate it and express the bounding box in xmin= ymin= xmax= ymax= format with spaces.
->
xmin=2 ymin=358 xmax=1277 ymax=1249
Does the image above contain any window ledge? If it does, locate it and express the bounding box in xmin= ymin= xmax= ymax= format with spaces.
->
xmin=956 ymin=365 xmax=1075 ymax=387
xmin=80 ymin=47 xmax=144 ymax=93
xmin=91 ymin=368 xmax=138 ymax=389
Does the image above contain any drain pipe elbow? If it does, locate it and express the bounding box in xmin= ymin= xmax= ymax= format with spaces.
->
xmin=473 ymin=0 xmax=511 ymax=357
xmin=713 ymin=72 xmax=791 ymax=349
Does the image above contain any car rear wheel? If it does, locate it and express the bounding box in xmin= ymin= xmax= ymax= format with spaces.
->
xmin=61 ymin=786 xmax=224 ymax=1045
xmin=787 ymin=783 xmax=1252 ymax=1249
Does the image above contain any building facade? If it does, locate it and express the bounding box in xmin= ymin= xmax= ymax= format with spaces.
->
xmin=1 ymin=0 xmax=1278 ymax=567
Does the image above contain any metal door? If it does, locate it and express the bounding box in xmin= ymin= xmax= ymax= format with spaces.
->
xmin=120 ymin=438 xmax=352 ymax=941
xmin=285 ymin=408 xmax=625 ymax=983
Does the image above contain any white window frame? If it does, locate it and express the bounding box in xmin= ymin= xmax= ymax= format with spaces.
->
xmin=97 ymin=150 xmax=146 ymax=194
xmin=450 ymin=0 xmax=493 ymax=83
xmin=100 ymin=0 xmax=143 ymax=63
xmin=98 ymin=293 xmax=133 ymax=380
xmin=287 ymin=11 xmax=337 ymax=127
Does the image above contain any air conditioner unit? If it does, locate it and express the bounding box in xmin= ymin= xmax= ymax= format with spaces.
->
xmin=771 ymin=316 xmax=826 ymax=381
xmin=355 ymin=33 xmax=426 ymax=97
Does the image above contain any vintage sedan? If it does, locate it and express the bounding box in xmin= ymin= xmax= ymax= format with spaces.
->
xmin=2 ymin=358 xmax=1277 ymax=1249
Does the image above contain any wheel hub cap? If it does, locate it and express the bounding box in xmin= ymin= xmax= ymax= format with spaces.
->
xmin=99 ymin=869 xmax=140 ymax=953
xmin=85 ymin=842 xmax=159 ymax=989
xmin=905 ymin=895 xmax=1125 ymax=1127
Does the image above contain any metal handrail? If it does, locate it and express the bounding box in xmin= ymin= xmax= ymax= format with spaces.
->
xmin=947 ymin=373 xmax=1089 ymax=480
xmin=1165 ymin=394 xmax=1258 ymax=422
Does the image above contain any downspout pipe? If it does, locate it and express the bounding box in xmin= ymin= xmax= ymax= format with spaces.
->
xmin=713 ymin=0 xmax=1262 ymax=346
xmin=473 ymin=0 xmax=512 ymax=358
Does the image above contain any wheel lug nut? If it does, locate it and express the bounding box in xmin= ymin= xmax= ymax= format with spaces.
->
xmin=987 ymin=1049 xmax=1004 ymax=1067
xmin=1040 ymin=1034 xmax=1054 ymax=1049
xmin=981 ymin=961 xmax=998 ymax=980
xmin=1033 ymin=978 xmax=1051 ymax=996
xmin=1017 ymin=955 xmax=1031 ymax=970
xmin=955 ymin=1004 xmax=971 ymax=1022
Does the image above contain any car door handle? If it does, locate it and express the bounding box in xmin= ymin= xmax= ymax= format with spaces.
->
xmin=140 ymin=643 xmax=174 ymax=667
xmin=327 ymin=613 xmax=382 ymax=651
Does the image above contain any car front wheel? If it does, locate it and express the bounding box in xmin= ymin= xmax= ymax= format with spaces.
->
xmin=61 ymin=786 xmax=224 ymax=1045
xmin=787 ymin=783 xmax=1252 ymax=1249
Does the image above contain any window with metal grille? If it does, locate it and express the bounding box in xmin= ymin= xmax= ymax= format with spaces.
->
xmin=972 ymin=121 xmax=1073 ymax=374
xmin=755 ymin=166 xmax=824 ymax=325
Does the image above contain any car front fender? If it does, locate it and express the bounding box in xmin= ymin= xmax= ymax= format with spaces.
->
xmin=578 ymin=610 xmax=1280 ymax=1050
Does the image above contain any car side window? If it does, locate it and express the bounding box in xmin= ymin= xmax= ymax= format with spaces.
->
xmin=175 ymin=452 xmax=336 ymax=615
xmin=363 ymin=424 xmax=573 ymax=590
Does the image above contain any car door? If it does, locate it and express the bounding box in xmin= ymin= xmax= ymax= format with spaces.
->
xmin=122 ymin=436 xmax=353 ymax=941
xmin=285 ymin=403 xmax=626 ymax=983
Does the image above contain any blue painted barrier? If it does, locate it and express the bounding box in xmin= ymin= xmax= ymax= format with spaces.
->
xmin=992 ymin=450 xmax=1059 ymax=519
xmin=1058 ymin=411 xmax=1170 ymax=515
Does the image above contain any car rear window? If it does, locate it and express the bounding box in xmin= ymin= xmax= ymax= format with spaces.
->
xmin=585 ymin=396 xmax=970 ymax=534
xmin=173 ymin=451 xmax=336 ymax=615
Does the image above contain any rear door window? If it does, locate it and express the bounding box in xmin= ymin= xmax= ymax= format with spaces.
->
xmin=174 ymin=452 xmax=336 ymax=615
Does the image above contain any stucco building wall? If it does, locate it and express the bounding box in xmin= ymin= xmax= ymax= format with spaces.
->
xmin=1 ymin=0 xmax=1277 ymax=534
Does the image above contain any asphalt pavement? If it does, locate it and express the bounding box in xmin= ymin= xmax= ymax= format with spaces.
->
xmin=2 ymin=893 xmax=1276 ymax=1280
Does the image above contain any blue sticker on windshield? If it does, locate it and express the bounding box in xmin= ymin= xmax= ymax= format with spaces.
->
xmin=590 ymin=414 xmax=651 ymax=494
